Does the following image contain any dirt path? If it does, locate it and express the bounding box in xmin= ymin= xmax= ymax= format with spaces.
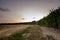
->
xmin=26 ymin=25 xmax=43 ymax=40
xmin=25 ymin=25 xmax=60 ymax=40
xmin=0 ymin=25 xmax=31 ymax=37
xmin=40 ymin=27 xmax=60 ymax=40
xmin=26 ymin=25 xmax=55 ymax=40
xmin=0 ymin=25 xmax=60 ymax=40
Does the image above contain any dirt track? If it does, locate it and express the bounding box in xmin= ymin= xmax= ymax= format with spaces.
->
xmin=0 ymin=25 xmax=31 ymax=37
xmin=0 ymin=25 xmax=60 ymax=40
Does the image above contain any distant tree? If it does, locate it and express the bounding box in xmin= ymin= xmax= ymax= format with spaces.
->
xmin=32 ymin=21 xmax=36 ymax=24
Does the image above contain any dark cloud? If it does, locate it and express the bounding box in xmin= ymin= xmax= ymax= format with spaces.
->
xmin=0 ymin=7 xmax=10 ymax=12
xmin=22 ymin=18 xmax=25 ymax=20
xmin=0 ymin=0 xmax=2 ymax=2
xmin=47 ymin=0 xmax=60 ymax=3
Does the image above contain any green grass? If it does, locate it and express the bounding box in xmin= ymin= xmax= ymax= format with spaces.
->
xmin=0 ymin=25 xmax=8 ymax=30
xmin=0 ymin=27 xmax=31 ymax=40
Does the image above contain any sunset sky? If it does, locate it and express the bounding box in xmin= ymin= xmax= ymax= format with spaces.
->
xmin=0 ymin=0 xmax=60 ymax=23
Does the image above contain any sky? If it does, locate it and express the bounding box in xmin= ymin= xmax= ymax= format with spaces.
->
xmin=0 ymin=0 xmax=60 ymax=23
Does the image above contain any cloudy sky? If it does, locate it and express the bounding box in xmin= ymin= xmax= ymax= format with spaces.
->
xmin=0 ymin=0 xmax=60 ymax=23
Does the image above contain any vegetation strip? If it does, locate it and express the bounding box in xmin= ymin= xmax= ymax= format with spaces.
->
xmin=0 ymin=26 xmax=31 ymax=40
xmin=37 ymin=7 xmax=60 ymax=29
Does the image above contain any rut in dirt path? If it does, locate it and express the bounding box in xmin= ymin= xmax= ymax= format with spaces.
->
xmin=26 ymin=25 xmax=55 ymax=40
xmin=40 ymin=27 xmax=60 ymax=40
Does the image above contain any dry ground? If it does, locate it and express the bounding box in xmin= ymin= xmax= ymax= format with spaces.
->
xmin=0 ymin=25 xmax=60 ymax=40
xmin=0 ymin=25 xmax=31 ymax=37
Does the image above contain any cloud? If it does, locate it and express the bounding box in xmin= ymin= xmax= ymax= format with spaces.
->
xmin=0 ymin=7 xmax=10 ymax=12
xmin=0 ymin=0 xmax=2 ymax=2
xmin=47 ymin=0 xmax=60 ymax=3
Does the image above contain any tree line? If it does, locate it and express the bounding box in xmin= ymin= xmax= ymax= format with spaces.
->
xmin=37 ymin=7 xmax=60 ymax=29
